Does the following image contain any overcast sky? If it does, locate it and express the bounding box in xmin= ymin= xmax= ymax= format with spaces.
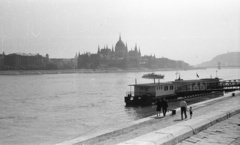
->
xmin=0 ymin=0 xmax=239 ymax=65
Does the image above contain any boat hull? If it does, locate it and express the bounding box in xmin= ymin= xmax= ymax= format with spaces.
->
xmin=125 ymin=94 xmax=176 ymax=107
xmin=124 ymin=91 xmax=225 ymax=107
xmin=125 ymin=95 xmax=154 ymax=106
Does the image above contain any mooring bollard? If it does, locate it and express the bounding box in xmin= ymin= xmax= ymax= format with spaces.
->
xmin=232 ymin=93 xmax=235 ymax=96
xmin=172 ymin=110 xmax=176 ymax=115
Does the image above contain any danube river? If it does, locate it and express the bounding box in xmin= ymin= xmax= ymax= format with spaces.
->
xmin=0 ymin=68 xmax=239 ymax=145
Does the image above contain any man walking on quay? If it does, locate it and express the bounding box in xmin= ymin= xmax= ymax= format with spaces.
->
xmin=162 ymin=98 xmax=168 ymax=117
xmin=180 ymin=98 xmax=187 ymax=120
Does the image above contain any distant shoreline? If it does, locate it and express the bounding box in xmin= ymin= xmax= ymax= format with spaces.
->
xmin=1 ymin=66 xmax=238 ymax=75
xmin=0 ymin=68 xmax=206 ymax=75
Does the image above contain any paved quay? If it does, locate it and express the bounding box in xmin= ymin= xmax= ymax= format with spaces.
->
xmin=57 ymin=91 xmax=240 ymax=145
xmin=176 ymin=113 xmax=240 ymax=145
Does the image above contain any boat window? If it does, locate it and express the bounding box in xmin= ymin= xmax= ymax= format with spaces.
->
xmin=170 ymin=86 xmax=174 ymax=90
xmin=164 ymin=86 xmax=168 ymax=91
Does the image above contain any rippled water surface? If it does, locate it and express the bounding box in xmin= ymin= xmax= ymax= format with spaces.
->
xmin=0 ymin=68 xmax=239 ymax=145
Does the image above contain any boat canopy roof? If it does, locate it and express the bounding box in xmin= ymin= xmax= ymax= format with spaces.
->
xmin=129 ymin=82 xmax=173 ymax=87
xmin=142 ymin=73 xmax=164 ymax=79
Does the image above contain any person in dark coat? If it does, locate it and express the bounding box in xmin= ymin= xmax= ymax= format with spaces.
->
xmin=180 ymin=98 xmax=188 ymax=120
xmin=156 ymin=99 xmax=162 ymax=117
xmin=161 ymin=98 xmax=168 ymax=117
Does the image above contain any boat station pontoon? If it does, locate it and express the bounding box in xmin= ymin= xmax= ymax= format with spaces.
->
xmin=124 ymin=73 xmax=240 ymax=106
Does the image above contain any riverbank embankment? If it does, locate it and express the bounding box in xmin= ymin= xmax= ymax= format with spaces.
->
xmin=56 ymin=90 xmax=240 ymax=145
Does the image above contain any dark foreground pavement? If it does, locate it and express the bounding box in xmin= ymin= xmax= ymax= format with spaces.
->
xmin=176 ymin=112 xmax=240 ymax=145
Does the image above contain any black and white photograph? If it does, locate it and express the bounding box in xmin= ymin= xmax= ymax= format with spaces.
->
xmin=0 ymin=0 xmax=240 ymax=145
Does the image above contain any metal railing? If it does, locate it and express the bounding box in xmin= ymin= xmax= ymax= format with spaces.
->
xmin=126 ymin=91 xmax=155 ymax=97
xmin=176 ymin=79 xmax=240 ymax=93
xmin=126 ymin=79 xmax=240 ymax=96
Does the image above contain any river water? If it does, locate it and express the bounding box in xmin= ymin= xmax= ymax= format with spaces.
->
xmin=0 ymin=68 xmax=239 ymax=145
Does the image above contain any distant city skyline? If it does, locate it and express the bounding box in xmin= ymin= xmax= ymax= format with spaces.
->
xmin=0 ymin=0 xmax=239 ymax=65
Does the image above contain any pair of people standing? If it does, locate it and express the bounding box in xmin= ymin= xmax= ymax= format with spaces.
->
xmin=180 ymin=98 xmax=193 ymax=119
xmin=156 ymin=98 xmax=168 ymax=117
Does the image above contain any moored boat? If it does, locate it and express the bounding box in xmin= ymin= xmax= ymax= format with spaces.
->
xmin=124 ymin=73 xmax=237 ymax=107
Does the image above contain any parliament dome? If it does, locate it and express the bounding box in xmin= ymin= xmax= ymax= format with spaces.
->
xmin=115 ymin=36 xmax=126 ymax=51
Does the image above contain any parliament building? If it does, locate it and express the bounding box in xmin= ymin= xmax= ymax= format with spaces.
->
xmin=77 ymin=36 xmax=156 ymax=69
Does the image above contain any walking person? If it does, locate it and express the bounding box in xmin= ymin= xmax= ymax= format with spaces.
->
xmin=156 ymin=98 xmax=162 ymax=117
xmin=180 ymin=98 xmax=187 ymax=120
xmin=189 ymin=106 xmax=193 ymax=119
xmin=161 ymin=98 xmax=168 ymax=117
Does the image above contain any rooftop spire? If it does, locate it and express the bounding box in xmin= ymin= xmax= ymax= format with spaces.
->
xmin=98 ymin=45 xmax=100 ymax=53
xmin=135 ymin=43 xmax=137 ymax=51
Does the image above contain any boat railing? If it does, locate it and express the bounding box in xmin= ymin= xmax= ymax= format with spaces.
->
xmin=126 ymin=91 xmax=134 ymax=97
xmin=221 ymin=80 xmax=240 ymax=86
xmin=176 ymin=79 xmax=240 ymax=93
xmin=126 ymin=91 xmax=155 ymax=97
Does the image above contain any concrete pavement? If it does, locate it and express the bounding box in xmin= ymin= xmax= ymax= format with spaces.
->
xmin=116 ymin=91 xmax=240 ymax=145
xmin=177 ymin=113 xmax=240 ymax=145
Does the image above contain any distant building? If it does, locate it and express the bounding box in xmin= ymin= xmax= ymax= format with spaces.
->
xmin=128 ymin=44 xmax=141 ymax=67
xmin=0 ymin=36 xmax=190 ymax=70
xmin=114 ymin=36 xmax=128 ymax=59
xmin=0 ymin=52 xmax=5 ymax=69
xmin=78 ymin=35 xmax=143 ymax=69
xmin=49 ymin=58 xmax=75 ymax=69
xmin=78 ymin=52 xmax=100 ymax=69
xmin=76 ymin=35 xmax=190 ymax=70
xmin=0 ymin=52 xmax=77 ymax=70
xmin=3 ymin=53 xmax=49 ymax=70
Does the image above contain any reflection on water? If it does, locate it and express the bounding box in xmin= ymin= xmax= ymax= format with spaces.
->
xmin=125 ymin=106 xmax=156 ymax=120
